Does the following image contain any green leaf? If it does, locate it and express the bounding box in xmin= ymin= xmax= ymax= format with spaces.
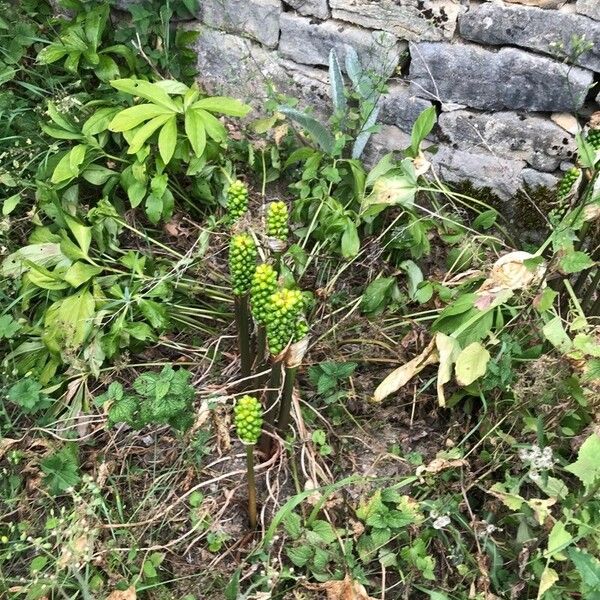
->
xmin=328 ymin=49 xmax=347 ymax=115
xmin=109 ymin=104 xmax=171 ymax=132
xmin=455 ymin=342 xmax=490 ymax=386
xmin=63 ymin=262 xmax=102 ymax=287
xmin=95 ymin=54 xmax=119 ymax=81
xmin=110 ymin=78 xmax=181 ymax=112
xmin=538 ymin=566 xmax=559 ymax=598
xmin=287 ymin=545 xmax=313 ymax=567
xmin=43 ymin=290 xmax=95 ymax=353
xmin=138 ymin=300 xmax=168 ymax=330
xmin=542 ymin=316 xmax=572 ymax=353
xmin=2 ymin=194 xmax=20 ymax=216
xmin=196 ymin=108 xmax=227 ymax=142
xmin=564 ymin=433 xmax=600 ymax=491
xmin=158 ymin=116 xmax=178 ymax=164
xmin=361 ymin=277 xmax=395 ymax=314
xmin=51 ymin=145 xmax=87 ymax=184
xmin=108 ymin=394 xmax=138 ymax=426
xmin=127 ymin=113 xmax=172 ymax=154
xmin=576 ymin=132 xmax=597 ymax=169
xmin=559 ymin=250 xmax=595 ymax=274
xmin=82 ymin=107 xmax=120 ymax=136
xmin=311 ymin=520 xmax=337 ymax=544
xmin=352 ymin=105 xmax=380 ymax=159
xmin=191 ymin=96 xmax=251 ymax=116
xmin=41 ymin=445 xmax=80 ymax=495
xmin=30 ymin=556 xmax=48 ymax=573
xmin=37 ymin=44 xmax=68 ymax=64
xmin=185 ymin=109 xmax=207 ymax=157
xmin=0 ymin=314 xmax=21 ymax=340
xmin=341 ymin=219 xmax=360 ymax=258
xmin=64 ymin=214 xmax=92 ymax=256
xmin=278 ymin=106 xmax=335 ymax=154
xmin=365 ymin=152 xmax=396 ymax=189
xmin=399 ymin=259 xmax=424 ymax=301
xmin=567 ymin=548 xmax=600 ymax=593
xmin=545 ymin=520 xmax=573 ymax=558
xmin=283 ymin=512 xmax=303 ymax=539
xmin=473 ymin=209 xmax=498 ymax=230
xmin=410 ymin=106 xmax=437 ymax=155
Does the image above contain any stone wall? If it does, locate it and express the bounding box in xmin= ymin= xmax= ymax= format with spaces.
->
xmin=140 ymin=0 xmax=599 ymax=200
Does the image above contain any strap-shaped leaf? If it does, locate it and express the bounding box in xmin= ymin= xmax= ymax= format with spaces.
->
xmin=158 ymin=116 xmax=178 ymax=164
xmin=109 ymin=104 xmax=171 ymax=132
xmin=328 ymin=49 xmax=347 ymax=116
xmin=191 ymin=96 xmax=251 ymax=117
xmin=195 ymin=108 xmax=227 ymax=142
xmin=110 ymin=78 xmax=181 ymax=112
xmin=185 ymin=109 xmax=207 ymax=157
xmin=127 ymin=113 xmax=172 ymax=154
xmin=278 ymin=106 xmax=335 ymax=155
xmin=352 ymin=105 xmax=380 ymax=159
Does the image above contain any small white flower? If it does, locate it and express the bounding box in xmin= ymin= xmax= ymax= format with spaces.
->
xmin=432 ymin=515 xmax=451 ymax=529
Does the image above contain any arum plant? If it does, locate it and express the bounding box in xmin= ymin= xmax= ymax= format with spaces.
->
xmin=259 ymin=288 xmax=307 ymax=455
xmin=225 ymin=179 xmax=249 ymax=226
xmin=233 ymin=395 xmax=263 ymax=529
xmin=265 ymin=201 xmax=289 ymax=271
xmin=250 ymin=263 xmax=278 ymax=367
xmin=228 ymin=234 xmax=257 ymax=378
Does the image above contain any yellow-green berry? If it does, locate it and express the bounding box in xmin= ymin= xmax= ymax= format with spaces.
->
xmin=229 ymin=233 xmax=257 ymax=296
xmin=234 ymin=395 xmax=263 ymax=444
xmin=251 ymin=264 xmax=278 ymax=325
xmin=226 ymin=180 xmax=249 ymax=225
xmin=295 ymin=318 xmax=309 ymax=341
xmin=265 ymin=288 xmax=305 ymax=356
xmin=557 ymin=167 xmax=581 ymax=200
xmin=266 ymin=201 xmax=289 ymax=241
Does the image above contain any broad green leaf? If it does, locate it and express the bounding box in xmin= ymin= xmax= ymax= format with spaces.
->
xmin=542 ymin=316 xmax=572 ymax=353
xmin=158 ymin=116 xmax=177 ymax=164
xmin=196 ymin=108 xmax=227 ymax=142
xmin=81 ymin=164 xmax=117 ymax=186
xmin=51 ymin=145 xmax=87 ymax=184
xmin=82 ymin=107 xmax=120 ymax=136
xmin=365 ymin=152 xmax=396 ymax=189
xmin=44 ymin=290 xmax=95 ymax=352
xmin=26 ymin=262 xmax=70 ymax=290
xmin=95 ymin=54 xmax=119 ymax=82
xmin=127 ymin=113 xmax=172 ymax=154
xmin=399 ymin=259 xmax=423 ymax=301
xmin=435 ymin=332 xmax=460 ymax=407
xmin=154 ymin=79 xmax=189 ymax=95
xmin=2 ymin=243 xmax=65 ymax=277
xmin=2 ymin=194 xmax=20 ymax=216
xmin=63 ymin=262 xmax=102 ymax=287
xmin=367 ymin=173 xmax=416 ymax=209
xmin=110 ymin=78 xmax=181 ymax=112
xmin=410 ymin=106 xmax=437 ymax=155
xmin=545 ymin=520 xmax=573 ymax=558
xmin=352 ymin=105 xmax=380 ymax=159
xmin=185 ymin=109 xmax=207 ymax=157
xmin=278 ymin=106 xmax=335 ymax=154
xmin=564 ymin=433 xmax=600 ymax=491
xmin=329 ymin=49 xmax=346 ymax=115
xmin=567 ymin=548 xmax=600 ymax=593
xmin=361 ymin=276 xmax=395 ymax=314
xmin=109 ymin=104 xmax=172 ymax=132
xmin=191 ymin=96 xmax=251 ymax=116
xmin=455 ymin=342 xmax=490 ymax=386
xmin=341 ymin=219 xmax=360 ymax=258
xmin=64 ymin=214 xmax=92 ymax=256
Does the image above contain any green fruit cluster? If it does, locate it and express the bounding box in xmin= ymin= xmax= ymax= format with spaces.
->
xmin=266 ymin=201 xmax=289 ymax=241
xmin=229 ymin=233 xmax=257 ymax=295
xmin=587 ymin=129 xmax=600 ymax=151
xmin=295 ymin=317 xmax=309 ymax=342
xmin=234 ymin=395 xmax=263 ymax=444
xmin=265 ymin=288 xmax=305 ymax=356
xmin=226 ymin=180 xmax=249 ymax=225
xmin=251 ymin=263 xmax=278 ymax=325
xmin=557 ymin=167 xmax=581 ymax=200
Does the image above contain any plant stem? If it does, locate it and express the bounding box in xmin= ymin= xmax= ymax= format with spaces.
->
xmin=255 ymin=325 xmax=266 ymax=367
xmin=258 ymin=359 xmax=283 ymax=456
xmin=246 ymin=444 xmax=258 ymax=529
xmin=276 ymin=365 xmax=299 ymax=435
xmin=235 ymin=294 xmax=253 ymax=379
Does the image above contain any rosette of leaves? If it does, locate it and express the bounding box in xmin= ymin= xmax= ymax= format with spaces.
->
xmin=265 ymin=288 xmax=305 ymax=357
xmin=250 ymin=264 xmax=278 ymax=326
xmin=97 ymin=366 xmax=195 ymax=432
xmin=226 ymin=180 xmax=249 ymax=225
xmin=229 ymin=233 xmax=257 ymax=296
xmin=266 ymin=201 xmax=289 ymax=241
xmin=234 ymin=395 xmax=263 ymax=445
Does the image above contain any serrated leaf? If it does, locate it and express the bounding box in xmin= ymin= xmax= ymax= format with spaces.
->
xmin=564 ymin=433 xmax=600 ymax=491
xmin=559 ymin=250 xmax=595 ymax=274
xmin=538 ymin=566 xmax=559 ymax=599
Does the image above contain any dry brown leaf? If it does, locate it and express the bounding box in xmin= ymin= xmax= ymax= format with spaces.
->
xmin=305 ymin=574 xmax=377 ymax=600
xmin=417 ymin=457 xmax=467 ymax=475
xmin=105 ymin=587 xmax=136 ymax=600
xmin=0 ymin=438 xmax=18 ymax=461
xmin=372 ymin=337 xmax=438 ymax=403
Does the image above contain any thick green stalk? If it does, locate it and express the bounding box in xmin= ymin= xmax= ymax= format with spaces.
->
xmin=258 ymin=359 xmax=283 ymax=456
xmin=235 ymin=294 xmax=253 ymax=379
xmin=246 ymin=444 xmax=258 ymax=529
xmin=276 ymin=365 xmax=299 ymax=435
